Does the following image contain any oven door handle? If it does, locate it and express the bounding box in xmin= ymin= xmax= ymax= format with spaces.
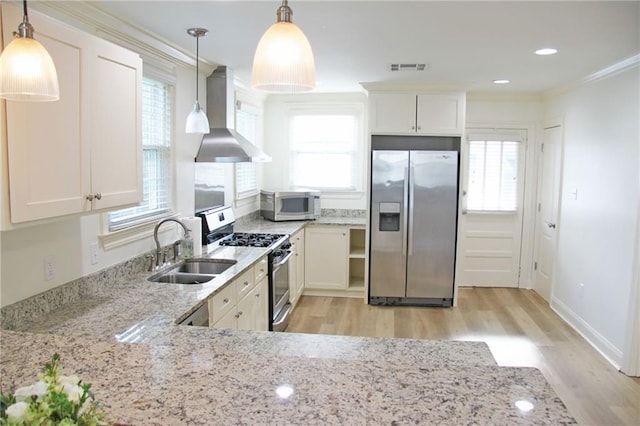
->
xmin=272 ymin=251 xmax=293 ymax=270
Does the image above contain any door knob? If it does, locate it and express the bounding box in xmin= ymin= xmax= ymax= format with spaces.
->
xmin=547 ymin=223 xmax=556 ymax=229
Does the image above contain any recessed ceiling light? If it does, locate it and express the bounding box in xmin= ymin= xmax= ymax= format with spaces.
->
xmin=535 ymin=48 xmax=558 ymax=56
xmin=493 ymin=79 xmax=510 ymax=84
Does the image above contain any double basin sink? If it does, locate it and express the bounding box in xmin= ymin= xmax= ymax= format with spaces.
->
xmin=148 ymin=258 xmax=237 ymax=284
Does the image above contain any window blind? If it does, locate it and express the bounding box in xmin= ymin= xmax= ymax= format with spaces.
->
xmin=467 ymin=136 xmax=520 ymax=212
xmin=289 ymin=110 xmax=360 ymax=190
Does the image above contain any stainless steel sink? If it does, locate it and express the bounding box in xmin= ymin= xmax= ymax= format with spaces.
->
xmin=173 ymin=258 xmax=237 ymax=275
xmin=152 ymin=272 xmax=217 ymax=284
xmin=147 ymin=258 xmax=237 ymax=284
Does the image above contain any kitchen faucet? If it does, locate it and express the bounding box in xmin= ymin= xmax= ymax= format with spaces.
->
xmin=153 ymin=218 xmax=191 ymax=269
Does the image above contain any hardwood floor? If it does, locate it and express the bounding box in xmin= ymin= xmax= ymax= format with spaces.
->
xmin=286 ymin=288 xmax=640 ymax=425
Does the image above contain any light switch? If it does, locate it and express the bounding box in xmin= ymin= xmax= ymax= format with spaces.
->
xmin=570 ymin=188 xmax=578 ymax=200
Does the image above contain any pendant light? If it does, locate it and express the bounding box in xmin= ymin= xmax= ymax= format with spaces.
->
xmin=0 ymin=0 xmax=59 ymax=101
xmin=185 ymin=27 xmax=210 ymax=134
xmin=251 ymin=0 xmax=315 ymax=92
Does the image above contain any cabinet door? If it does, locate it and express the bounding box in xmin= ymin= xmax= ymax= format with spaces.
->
xmin=369 ymin=93 xmax=417 ymax=133
xmin=3 ymin=3 xmax=90 ymax=222
xmin=86 ymin=39 xmax=142 ymax=210
xmin=236 ymin=292 xmax=254 ymax=331
xmin=416 ymin=93 xmax=465 ymax=135
xmin=305 ymin=227 xmax=349 ymax=290
xmin=213 ymin=307 xmax=238 ymax=330
xmin=253 ymin=277 xmax=269 ymax=331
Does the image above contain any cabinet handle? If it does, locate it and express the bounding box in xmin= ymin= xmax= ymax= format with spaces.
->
xmin=235 ymin=313 xmax=240 ymax=318
xmin=86 ymin=194 xmax=94 ymax=201
xmin=244 ymin=281 xmax=249 ymax=287
xmin=255 ymin=293 xmax=260 ymax=298
xmin=223 ymin=298 xmax=229 ymax=304
xmin=94 ymin=192 xmax=102 ymax=200
xmin=411 ymin=125 xmax=415 ymax=130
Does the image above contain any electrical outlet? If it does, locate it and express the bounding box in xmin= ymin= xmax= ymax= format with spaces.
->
xmin=44 ymin=255 xmax=55 ymax=281
xmin=90 ymin=243 xmax=99 ymax=265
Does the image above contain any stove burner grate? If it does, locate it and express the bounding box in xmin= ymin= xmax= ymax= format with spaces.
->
xmin=219 ymin=233 xmax=285 ymax=248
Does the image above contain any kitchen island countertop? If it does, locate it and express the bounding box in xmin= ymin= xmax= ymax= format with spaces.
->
xmin=1 ymin=214 xmax=576 ymax=425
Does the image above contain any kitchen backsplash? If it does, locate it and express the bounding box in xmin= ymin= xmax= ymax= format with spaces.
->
xmin=0 ymin=251 xmax=151 ymax=330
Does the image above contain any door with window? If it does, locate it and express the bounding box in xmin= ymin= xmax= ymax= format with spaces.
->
xmin=456 ymin=130 xmax=527 ymax=287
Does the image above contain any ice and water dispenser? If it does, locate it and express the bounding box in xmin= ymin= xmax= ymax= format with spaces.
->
xmin=378 ymin=202 xmax=401 ymax=231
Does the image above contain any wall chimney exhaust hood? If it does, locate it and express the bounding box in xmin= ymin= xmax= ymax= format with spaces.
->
xmin=195 ymin=66 xmax=271 ymax=163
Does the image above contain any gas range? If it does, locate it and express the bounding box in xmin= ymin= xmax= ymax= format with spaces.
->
xmin=195 ymin=206 xmax=293 ymax=332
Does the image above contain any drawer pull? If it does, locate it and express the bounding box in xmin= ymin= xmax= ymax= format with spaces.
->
xmin=223 ymin=298 xmax=229 ymax=304
xmin=244 ymin=281 xmax=249 ymax=287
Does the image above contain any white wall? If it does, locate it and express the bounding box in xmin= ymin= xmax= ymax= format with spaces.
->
xmin=262 ymin=92 xmax=368 ymax=210
xmin=544 ymin=65 xmax=639 ymax=366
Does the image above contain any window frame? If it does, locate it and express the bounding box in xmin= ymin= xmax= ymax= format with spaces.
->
xmin=100 ymin=67 xmax=176 ymax=250
xmin=234 ymin=97 xmax=261 ymax=201
xmin=286 ymin=103 xmax=365 ymax=193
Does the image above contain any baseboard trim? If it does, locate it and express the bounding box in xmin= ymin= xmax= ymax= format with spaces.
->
xmin=303 ymin=288 xmax=364 ymax=299
xmin=551 ymin=296 xmax=623 ymax=369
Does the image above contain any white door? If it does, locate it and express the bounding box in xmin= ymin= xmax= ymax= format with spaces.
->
xmin=456 ymin=130 xmax=527 ymax=287
xmin=534 ymin=126 xmax=563 ymax=302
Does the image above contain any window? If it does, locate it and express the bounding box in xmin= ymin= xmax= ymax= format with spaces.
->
xmin=466 ymin=133 xmax=523 ymax=212
xmin=108 ymin=76 xmax=173 ymax=231
xmin=235 ymin=101 xmax=259 ymax=199
xmin=289 ymin=106 xmax=362 ymax=190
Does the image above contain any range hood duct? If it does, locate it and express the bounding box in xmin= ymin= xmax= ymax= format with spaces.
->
xmin=195 ymin=66 xmax=271 ymax=163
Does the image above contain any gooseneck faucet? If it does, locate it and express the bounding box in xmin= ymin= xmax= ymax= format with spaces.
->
xmin=153 ymin=218 xmax=191 ymax=268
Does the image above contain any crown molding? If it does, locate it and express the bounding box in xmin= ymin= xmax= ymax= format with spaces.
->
xmin=26 ymin=0 xmax=216 ymax=74
xmin=542 ymin=54 xmax=640 ymax=100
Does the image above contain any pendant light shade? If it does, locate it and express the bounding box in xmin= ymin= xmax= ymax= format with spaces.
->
xmin=186 ymin=102 xmax=210 ymax=134
xmin=252 ymin=0 xmax=315 ymax=93
xmin=185 ymin=27 xmax=210 ymax=134
xmin=0 ymin=0 xmax=59 ymax=101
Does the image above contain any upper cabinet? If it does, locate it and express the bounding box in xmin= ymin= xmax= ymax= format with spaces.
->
xmin=1 ymin=3 xmax=142 ymax=224
xmin=367 ymin=91 xmax=466 ymax=136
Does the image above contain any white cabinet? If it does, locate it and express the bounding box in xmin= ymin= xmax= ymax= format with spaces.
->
xmin=305 ymin=226 xmax=349 ymax=290
xmin=209 ymin=256 xmax=269 ymax=331
xmin=289 ymin=228 xmax=305 ymax=307
xmin=1 ymin=3 xmax=142 ymax=224
xmin=369 ymin=92 xmax=465 ymax=136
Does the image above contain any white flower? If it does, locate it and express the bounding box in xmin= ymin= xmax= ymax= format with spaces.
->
xmin=62 ymin=383 xmax=84 ymax=404
xmin=5 ymin=401 xmax=29 ymax=420
xmin=58 ymin=375 xmax=80 ymax=386
xmin=13 ymin=381 xmax=47 ymax=402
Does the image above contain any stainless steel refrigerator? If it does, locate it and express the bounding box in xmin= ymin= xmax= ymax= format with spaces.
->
xmin=369 ymin=136 xmax=460 ymax=307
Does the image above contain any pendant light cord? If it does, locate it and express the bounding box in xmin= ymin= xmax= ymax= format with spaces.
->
xmin=23 ymin=0 xmax=28 ymax=21
xmin=195 ymin=34 xmax=199 ymax=103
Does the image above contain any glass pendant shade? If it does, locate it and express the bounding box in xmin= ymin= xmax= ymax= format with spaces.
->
xmin=185 ymin=101 xmax=210 ymax=134
xmin=0 ymin=30 xmax=59 ymax=101
xmin=252 ymin=17 xmax=315 ymax=92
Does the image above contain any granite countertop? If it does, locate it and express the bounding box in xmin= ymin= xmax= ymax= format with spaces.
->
xmin=1 ymin=330 xmax=575 ymax=425
xmin=0 ymin=214 xmax=576 ymax=425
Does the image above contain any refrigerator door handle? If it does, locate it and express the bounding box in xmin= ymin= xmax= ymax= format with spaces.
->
xmin=408 ymin=166 xmax=415 ymax=256
xmin=403 ymin=166 xmax=409 ymax=256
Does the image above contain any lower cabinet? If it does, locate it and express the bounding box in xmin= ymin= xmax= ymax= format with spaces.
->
xmin=304 ymin=225 xmax=367 ymax=298
xmin=209 ymin=256 xmax=268 ymax=331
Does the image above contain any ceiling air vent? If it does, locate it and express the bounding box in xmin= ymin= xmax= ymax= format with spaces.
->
xmin=390 ymin=63 xmax=428 ymax=72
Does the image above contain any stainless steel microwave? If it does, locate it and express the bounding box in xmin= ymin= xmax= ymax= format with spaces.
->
xmin=260 ymin=190 xmax=321 ymax=222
